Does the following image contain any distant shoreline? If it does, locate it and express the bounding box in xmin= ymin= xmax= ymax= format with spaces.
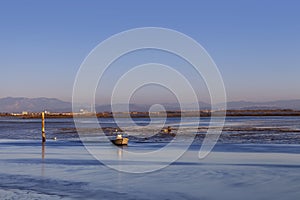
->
xmin=1 ymin=109 xmax=300 ymax=118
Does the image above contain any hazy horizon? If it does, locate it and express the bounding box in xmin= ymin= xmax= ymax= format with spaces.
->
xmin=2 ymin=96 xmax=300 ymax=105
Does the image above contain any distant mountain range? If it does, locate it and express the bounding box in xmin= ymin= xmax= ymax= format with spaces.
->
xmin=0 ymin=97 xmax=72 ymax=113
xmin=0 ymin=97 xmax=300 ymax=113
xmin=95 ymin=102 xmax=211 ymax=112
xmin=216 ymin=100 xmax=300 ymax=110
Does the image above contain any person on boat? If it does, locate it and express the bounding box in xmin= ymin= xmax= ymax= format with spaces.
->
xmin=167 ymin=126 xmax=172 ymax=133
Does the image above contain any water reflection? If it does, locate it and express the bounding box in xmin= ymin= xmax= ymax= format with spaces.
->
xmin=41 ymin=142 xmax=45 ymax=176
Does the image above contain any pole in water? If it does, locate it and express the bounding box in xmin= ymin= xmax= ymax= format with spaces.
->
xmin=42 ymin=111 xmax=46 ymax=142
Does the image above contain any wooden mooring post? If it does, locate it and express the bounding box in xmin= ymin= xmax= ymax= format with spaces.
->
xmin=42 ymin=111 xmax=46 ymax=142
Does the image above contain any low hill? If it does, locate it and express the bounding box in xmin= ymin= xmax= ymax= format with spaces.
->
xmin=0 ymin=97 xmax=71 ymax=113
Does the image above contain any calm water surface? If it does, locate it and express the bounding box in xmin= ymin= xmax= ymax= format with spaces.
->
xmin=0 ymin=116 xmax=300 ymax=200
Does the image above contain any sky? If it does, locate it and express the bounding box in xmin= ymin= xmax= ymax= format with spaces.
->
xmin=0 ymin=0 xmax=300 ymax=104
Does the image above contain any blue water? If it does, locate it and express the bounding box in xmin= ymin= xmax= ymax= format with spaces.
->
xmin=0 ymin=116 xmax=300 ymax=199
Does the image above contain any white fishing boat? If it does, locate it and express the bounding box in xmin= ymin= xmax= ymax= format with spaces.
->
xmin=111 ymin=134 xmax=129 ymax=146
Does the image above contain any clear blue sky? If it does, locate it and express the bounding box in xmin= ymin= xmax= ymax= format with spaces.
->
xmin=0 ymin=0 xmax=299 ymax=103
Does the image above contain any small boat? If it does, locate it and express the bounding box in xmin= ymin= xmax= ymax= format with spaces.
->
xmin=111 ymin=134 xmax=129 ymax=146
xmin=161 ymin=126 xmax=176 ymax=137
xmin=162 ymin=126 xmax=172 ymax=134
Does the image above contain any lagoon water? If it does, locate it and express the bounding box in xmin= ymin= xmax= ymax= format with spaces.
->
xmin=0 ymin=116 xmax=300 ymax=199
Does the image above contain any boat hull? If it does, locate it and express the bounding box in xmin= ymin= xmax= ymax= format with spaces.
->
xmin=111 ymin=138 xmax=129 ymax=146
